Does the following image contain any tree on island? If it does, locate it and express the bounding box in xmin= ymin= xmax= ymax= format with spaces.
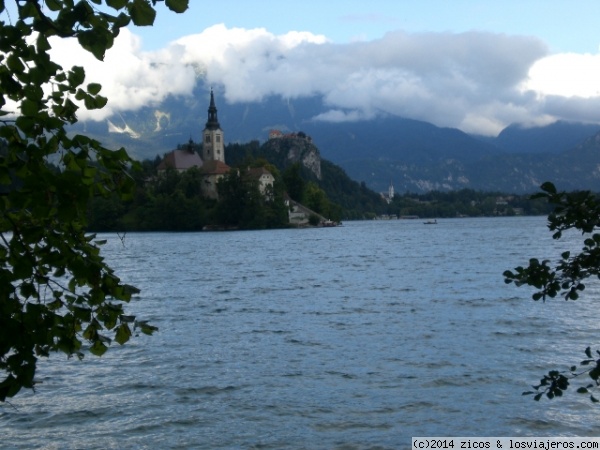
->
xmin=504 ymin=182 xmax=600 ymax=402
xmin=0 ymin=0 xmax=189 ymax=401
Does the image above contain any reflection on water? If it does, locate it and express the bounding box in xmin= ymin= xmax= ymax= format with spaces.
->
xmin=3 ymin=217 xmax=600 ymax=449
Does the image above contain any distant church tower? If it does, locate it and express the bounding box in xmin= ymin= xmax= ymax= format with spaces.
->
xmin=202 ymin=89 xmax=225 ymax=163
xmin=388 ymin=180 xmax=394 ymax=201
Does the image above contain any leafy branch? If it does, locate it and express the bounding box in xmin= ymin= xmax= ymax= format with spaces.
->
xmin=523 ymin=347 xmax=600 ymax=403
xmin=505 ymin=182 xmax=600 ymax=403
xmin=0 ymin=0 xmax=188 ymax=401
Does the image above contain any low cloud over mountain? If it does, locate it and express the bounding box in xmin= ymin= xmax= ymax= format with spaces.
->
xmin=45 ymin=24 xmax=600 ymax=136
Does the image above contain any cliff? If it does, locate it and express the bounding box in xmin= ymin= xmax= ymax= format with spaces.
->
xmin=259 ymin=134 xmax=322 ymax=180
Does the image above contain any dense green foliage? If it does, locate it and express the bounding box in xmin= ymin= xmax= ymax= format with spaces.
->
xmin=89 ymin=155 xmax=292 ymax=231
xmin=388 ymin=189 xmax=553 ymax=219
xmin=319 ymin=160 xmax=385 ymax=220
xmin=226 ymin=140 xmax=387 ymax=220
xmin=88 ymin=151 xmax=556 ymax=232
xmin=216 ymin=168 xmax=289 ymax=229
xmin=504 ymin=182 xmax=600 ymax=402
xmin=0 ymin=0 xmax=188 ymax=401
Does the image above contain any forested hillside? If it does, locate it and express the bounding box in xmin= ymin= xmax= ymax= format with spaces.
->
xmin=225 ymin=139 xmax=388 ymax=219
xmin=87 ymin=139 xmax=554 ymax=232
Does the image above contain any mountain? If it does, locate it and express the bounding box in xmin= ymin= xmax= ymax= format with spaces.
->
xmin=491 ymin=121 xmax=600 ymax=154
xmin=72 ymin=85 xmax=600 ymax=194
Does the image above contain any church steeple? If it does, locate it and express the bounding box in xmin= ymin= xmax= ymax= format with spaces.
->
xmin=205 ymin=89 xmax=221 ymax=131
xmin=202 ymin=89 xmax=225 ymax=163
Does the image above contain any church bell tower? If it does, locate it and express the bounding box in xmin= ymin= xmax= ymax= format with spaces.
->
xmin=202 ymin=89 xmax=224 ymax=163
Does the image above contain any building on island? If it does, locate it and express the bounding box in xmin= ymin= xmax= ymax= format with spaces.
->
xmin=157 ymin=89 xmax=238 ymax=199
xmin=247 ymin=167 xmax=275 ymax=195
xmin=157 ymin=90 xmax=278 ymax=201
xmin=157 ymin=138 xmax=203 ymax=174
xmin=200 ymin=160 xmax=231 ymax=199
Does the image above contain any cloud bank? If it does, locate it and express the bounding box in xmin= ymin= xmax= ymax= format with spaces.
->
xmin=48 ymin=24 xmax=600 ymax=136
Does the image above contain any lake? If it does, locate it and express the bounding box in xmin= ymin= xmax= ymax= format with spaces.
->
xmin=3 ymin=217 xmax=600 ymax=449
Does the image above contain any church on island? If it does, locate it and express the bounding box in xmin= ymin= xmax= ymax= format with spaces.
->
xmin=158 ymin=90 xmax=274 ymax=200
xmin=158 ymin=90 xmax=337 ymax=227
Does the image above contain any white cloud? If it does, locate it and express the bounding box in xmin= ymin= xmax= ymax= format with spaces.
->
xmin=44 ymin=24 xmax=600 ymax=135
xmin=49 ymin=28 xmax=197 ymax=121
xmin=312 ymin=109 xmax=374 ymax=123
xmin=524 ymin=53 xmax=600 ymax=98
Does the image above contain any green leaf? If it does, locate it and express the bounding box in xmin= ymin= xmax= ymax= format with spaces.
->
xmin=136 ymin=320 xmax=159 ymax=335
xmin=107 ymin=0 xmax=128 ymax=9
xmin=44 ymin=0 xmax=62 ymax=11
xmin=20 ymin=99 xmax=40 ymax=116
xmin=68 ymin=66 xmax=86 ymax=88
xmin=87 ymin=83 xmax=102 ymax=95
xmin=90 ymin=341 xmax=108 ymax=357
xmin=577 ymin=387 xmax=589 ymax=394
xmin=7 ymin=54 xmax=25 ymax=73
xmin=78 ymin=30 xmax=111 ymax=60
xmin=89 ymin=94 xmax=107 ymax=110
xmin=114 ymin=323 xmax=132 ymax=345
xmin=72 ymin=306 xmax=92 ymax=322
xmin=129 ymin=0 xmax=157 ymax=26
xmin=165 ymin=0 xmax=189 ymax=13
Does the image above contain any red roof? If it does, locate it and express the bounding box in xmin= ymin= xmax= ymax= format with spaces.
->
xmin=200 ymin=160 xmax=230 ymax=175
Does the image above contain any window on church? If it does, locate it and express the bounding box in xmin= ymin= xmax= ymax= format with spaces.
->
xmin=205 ymin=135 xmax=210 ymax=143
xmin=216 ymin=135 xmax=221 ymax=143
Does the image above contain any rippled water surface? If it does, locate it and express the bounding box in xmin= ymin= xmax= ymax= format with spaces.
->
xmin=3 ymin=217 xmax=600 ymax=449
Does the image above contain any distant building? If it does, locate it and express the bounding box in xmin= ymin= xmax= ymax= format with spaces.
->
xmin=382 ymin=180 xmax=395 ymax=204
xmin=157 ymin=138 xmax=203 ymax=173
xmin=269 ymin=129 xmax=283 ymax=139
xmin=200 ymin=160 xmax=231 ymax=199
xmin=268 ymin=129 xmax=312 ymax=143
xmin=247 ymin=167 xmax=275 ymax=194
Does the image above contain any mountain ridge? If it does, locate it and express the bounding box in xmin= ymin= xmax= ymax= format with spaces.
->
xmin=72 ymin=87 xmax=600 ymax=194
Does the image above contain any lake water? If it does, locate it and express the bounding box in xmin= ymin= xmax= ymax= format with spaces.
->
xmin=3 ymin=217 xmax=600 ymax=449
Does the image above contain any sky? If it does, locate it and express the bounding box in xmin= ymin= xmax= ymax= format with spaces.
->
xmin=13 ymin=1 xmax=600 ymax=136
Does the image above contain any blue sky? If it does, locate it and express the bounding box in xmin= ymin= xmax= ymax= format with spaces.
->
xmin=142 ymin=0 xmax=600 ymax=53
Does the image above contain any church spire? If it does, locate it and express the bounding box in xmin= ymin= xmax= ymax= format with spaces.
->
xmin=202 ymin=89 xmax=225 ymax=163
xmin=205 ymin=89 xmax=221 ymax=130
